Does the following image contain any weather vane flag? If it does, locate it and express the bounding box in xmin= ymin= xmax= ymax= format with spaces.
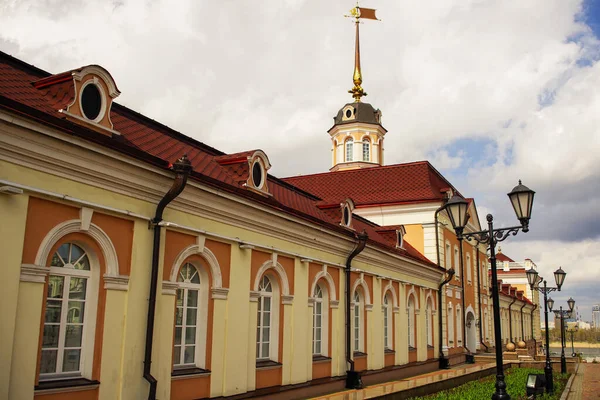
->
xmin=345 ymin=2 xmax=380 ymax=102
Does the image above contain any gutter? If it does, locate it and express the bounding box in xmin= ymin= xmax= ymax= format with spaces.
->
xmin=520 ymin=302 xmax=527 ymax=342
xmin=434 ymin=204 xmax=455 ymax=369
xmin=475 ymin=250 xmax=488 ymax=352
xmin=144 ymin=155 xmax=192 ymax=400
xmin=345 ymin=231 xmax=368 ymax=389
xmin=508 ymin=295 xmax=517 ymax=346
xmin=530 ymin=304 xmax=538 ymax=351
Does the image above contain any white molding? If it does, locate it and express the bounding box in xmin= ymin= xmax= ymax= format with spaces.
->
xmin=365 ymin=304 xmax=374 ymax=312
xmin=20 ymin=263 xmax=48 ymax=283
xmin=382 ymin=280 xmax=399 ymax=308
xmin=351 ymin=277 xmax=371 ymax=305
xmin=211 ymin=287 xmax=229 ymax=300
xmin=35 ymin=219 xmax=119 ymax=278
xmin=169 ymin=244 xmax=223 ymax=289
xmin=406 ymin=287 xmax=420 ymax=310
xmin=330 ymin=300 xmax=340 ymax=309
xmin=79 ymin=207 xmax=93 ymax=231
xmin=309 ymin=269 xmax=337 ymax=302
xmin=103 ymin=274 xmax=129 ymax=291
xmin=162 ymin=281 xmax=178 ymax=295
xmin=253 ymin=260 xmax=290 ymax=296
xmin=308 ymin=297 xmax=316 ymax=307
xmin=249 ymin=290 xmax=260 ymax=302
xmin=282 ymin=294 xmax=294 ymax=305
xmin=72 ymin=66 xmax=120 ymax=98
xmin=58 ymin=110 xmax=121 ymax=136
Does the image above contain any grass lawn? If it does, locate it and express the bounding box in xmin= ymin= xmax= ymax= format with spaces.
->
xmin=411 ymin=368 xmax=570 ymax=400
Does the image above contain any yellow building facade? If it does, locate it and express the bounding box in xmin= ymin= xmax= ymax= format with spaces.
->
xmin=0 ymin=52 xmax=449 ymax=400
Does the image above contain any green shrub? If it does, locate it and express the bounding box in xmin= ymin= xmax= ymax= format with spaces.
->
xmin=411 ymin=368 xmax=569 ymax=400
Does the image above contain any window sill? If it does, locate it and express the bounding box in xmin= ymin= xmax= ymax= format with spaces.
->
xmin=384 ymin=348 xmax=395 ymax=354
xmin=312 ymin=355 xmax=332 ymax=363
xmin=256 ymin=360 xmax=282 ymax=370
xmin=172 ymin=367 xmax=210 ymax=378
xmin=427 ymin=345 xmax=435 ymax=349
xmin=408 ymin=346 xmax=417 ymax=352
xmin=35 ymin=378 xmax=100 ymax=394
xmin=353 ymin=351 xmax=367 ymax=358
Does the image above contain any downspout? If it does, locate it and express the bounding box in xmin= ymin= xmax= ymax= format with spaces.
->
xmin=435 ymin=204 xmax=454 ymax=369
xmin=508 ymin=294 xmax=517 ymax=346
xmin=475 ymin=250 xmax=489 ymax=352
xmin=458 ymin=241 xmax=466 ymax=351
xmin=520 ymin=302 xmax=527 ymax=342
xmin=530 ymin=304 xmax=538 ymax=353
xmin=144 ymin=155 xmax=192 ymax=400
xmin=345 ymin=231 xmax=368 ymax=389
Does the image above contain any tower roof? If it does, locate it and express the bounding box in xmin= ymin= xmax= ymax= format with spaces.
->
xmin=331 ymin=101 xmax=384 ymax=129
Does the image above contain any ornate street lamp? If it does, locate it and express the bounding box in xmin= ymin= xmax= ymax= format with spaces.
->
xmin=526 ymin=267 xmax=568 ymax=393
xmin=444 ymin=181 xmax=535 ymax=400
xmin=549 ymin=297 xmax=575 ymax=374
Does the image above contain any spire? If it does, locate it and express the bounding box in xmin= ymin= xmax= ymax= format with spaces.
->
xmin=346 ymin=4 xmax=379 ymax=102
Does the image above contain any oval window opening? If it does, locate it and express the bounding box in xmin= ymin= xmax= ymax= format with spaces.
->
xmin=81 ymin=84 xmax=102 ymax=120
xmin=345 ymin=109 xmax=352 ymax=118
xmin=252 ymin=161 xmax=263 ymax=188
xmin=343 ymin=206 xmax=350 ymax=225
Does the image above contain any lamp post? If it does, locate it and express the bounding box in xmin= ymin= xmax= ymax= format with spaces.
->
xmin=567 ymin=319 xmax=578 ymax=357
xmin=549 ymin=297 xmax=575 ymax=374
xmin=444 ymin=180 xmax=535 ymax=400
xmin=526 ymin=268 xmax=567 ymax=394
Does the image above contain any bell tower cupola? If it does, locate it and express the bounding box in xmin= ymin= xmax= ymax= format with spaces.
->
xmin=329 ymin=4 xmax=386 ymax=172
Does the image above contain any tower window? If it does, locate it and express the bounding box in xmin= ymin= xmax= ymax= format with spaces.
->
xmin=81 ymin=83 xmax=102 ymax=120
xmin=345 ymin=138 xmax=354 ymax=162
xmin=362 ymin=138 xmax=370 ymax=161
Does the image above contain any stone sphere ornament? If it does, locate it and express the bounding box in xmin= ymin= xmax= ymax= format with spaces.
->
xmin=506 ymin=342 xmax=516 ymax=352
xmin=518 ymin=340 xmax=526 ymax=349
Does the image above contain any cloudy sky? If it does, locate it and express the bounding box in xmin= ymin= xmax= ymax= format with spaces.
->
xmin=2 ymin=0 xmax=599 ymax=320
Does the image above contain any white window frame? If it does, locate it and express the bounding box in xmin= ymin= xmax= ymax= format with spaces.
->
xmin=40 ymin=242 xmax=99 ymax=381
xmin=426 ymin=300 xmax=433 ymax=347
xmin=448 ymin=303 xmax=454 ymax=347
xmin=312 ymin=284 xmax=329 ymax=356
xmin=454 ymin=246 xmax=460 ymax=278
xmin=256 ymin=275 xmax=280 ymax=361
xmin=408 ymin=296 xmax=416 ymax=349
xmin=345 ymin=138 xmax=354 ymax=162
xmin=445 ymin=242 xmax=452 ymax=270
xmin=173 ymin=262 xmax=208 ymax=370
xmin=456 ymin=306 xmax=462 ymax=346
xmin=466 ymin=254 xmax=472 ymax=284
xmin=362 ymin=138 xmax=370 ymax=162
xmin=352 ymin=291 xmax=364 ymax=353
xmin=383 ymin=294 xmax=392 ymax=350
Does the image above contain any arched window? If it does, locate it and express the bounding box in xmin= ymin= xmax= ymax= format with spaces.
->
xmin=408 ymin=295 xmax=416 ymax=349
xmin=352 ymin=291 xmax=364 ymax=352
xmin=454 ymin=246 xmax=460 ymax=278
xmin=383 ymin=294 xmax=392 ymax=350
xmin=174 ymin=262 xmax=206 ymax=368
xmin=448 ymin=303 xmax=454 ymax=347
xmin=362 ymin=138 xmax=370 ymax=161
xmin=345 ymin=138 xmax=354 ymax=162
xmin=41 ymin=243 xmax=95 ymax=378
xmin=484 ymin=309 xmax=489 ymax=341
xmin=426 ymin=298 xmax=433 ymax=347
xmin=312 ymin=284 xmax=329 ymax=356
xmin=445 ymin=242 xmax=452 ymax=270
xmin=456 ymin=307 xmax=462 ymax=346
xmin=257 ymin=276 xmax=273 ymax=360
xmin=466 ymin=254 xmax=472 ymax=283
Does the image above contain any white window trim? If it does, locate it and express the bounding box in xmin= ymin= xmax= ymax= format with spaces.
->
xmin=173 ymin=262 xmax=209 ymax=370
xmin=456 ymin=306 xmax=462 ymax=345
xmin=40 ymin=244 xmax=99 ymax=381
xmin=257 ymin=275 xmax=280 ymax=361
xmin=352 ymin=291 xmax=364 ymax=353
xmin=466 ymin=254 xmax=472 ymax=284
xmin=454 ymin=246 xmax=460 ymax=278
xmin=345 ymin=138 xmax=354 ymax=162
xmin=407 ymin=295 xmax=416 ymax=348
xmin=445 ymin=241 xmax=452 ymax=270
xmin=448 ymin=303 xmax=454 ymax=347
xmin=312 ymin=284 xmax=329 ymax=356
xmin=383 ymin=294 xmax=392 ymax=350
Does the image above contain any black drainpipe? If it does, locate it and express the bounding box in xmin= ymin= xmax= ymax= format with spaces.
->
xmin=144 ymin=155 xmax=192 ymax=400
xmin=345 ymin=231 xmax=368 ymax=389
xmin=520 ymin=301 xmax=527 ymax=342
xmin=434 ymin=204 xmax=455 ymax=369
xmin=508 ymin=294 xmax=517 ymax=346
xmin=530 ymin=304 xmax=538 ymax=352
xmin=475 ymin=250 xmax=489 ymax=352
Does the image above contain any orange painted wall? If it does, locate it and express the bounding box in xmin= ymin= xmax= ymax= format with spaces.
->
xmin=403 ymin=224 xmax=424 ymax=254
xmin=34 ymin=388 xmax=98 ymax=400
xmin=354 ymin=355 xmax=367 ymax=372
xmin=312 ymin=360 xmax=332 ymax=380
xmin=384 ymin=352 xmax=395 ymax=368
xmin=170 ymin=375 xmax=210 ymax=400
xmin=256 ymin=367 xmax=282 ymax=390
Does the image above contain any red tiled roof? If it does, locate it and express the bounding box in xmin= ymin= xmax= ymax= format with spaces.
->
xmin=282 ymin=161 xmax=459 ymax=207
xmin=496 ymin=252 xmax=515 ymax=262
xmin=0 ymin=52 xmax=442 ymax=270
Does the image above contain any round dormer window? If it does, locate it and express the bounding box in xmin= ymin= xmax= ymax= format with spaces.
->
xmin=252 ymin=160 xmax=263 ymax=188
xmin=342 ymin=205 xmax=351 ymax=226
xmin=81 ymin=83 xmax=102 ymax=120
xmin=345 ymin=109 xmax=352 ymax=118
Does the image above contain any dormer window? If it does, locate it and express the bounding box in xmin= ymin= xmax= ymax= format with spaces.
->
xmin=342 ymin=105 xmax=356 ymax=121
xmin=396 ymin=225 xmax=407 ymax=249
xmin=340 ymin=198 xmax=355 ymax=228
xmin=80 ymin=80 xmax=105 ymax=121
xmin=245 ymin=150 xmax=271 ymax=196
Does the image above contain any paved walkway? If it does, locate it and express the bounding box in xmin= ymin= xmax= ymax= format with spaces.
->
xmin=310 ymin=362 xmax=500 ymax=400
xmin=567 ymin=363 xmax=600 ymax=400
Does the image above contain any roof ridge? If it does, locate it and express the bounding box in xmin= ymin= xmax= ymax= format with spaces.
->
xmin=282 ymin=160 xmax=431 ymax=180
